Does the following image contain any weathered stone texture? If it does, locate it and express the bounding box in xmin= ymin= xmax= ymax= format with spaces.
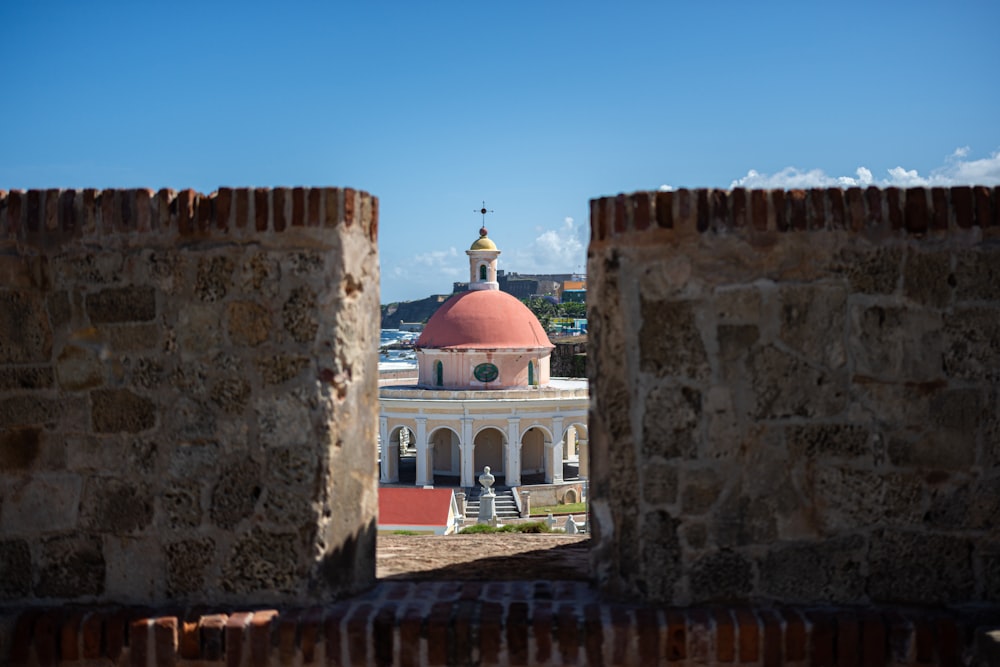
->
xmin=590 ymin=187 xmax=1000 ymax=606
xmin=0 ymin=187 xmax=379 ymax=606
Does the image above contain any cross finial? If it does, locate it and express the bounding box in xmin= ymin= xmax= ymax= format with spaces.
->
xmin=474 ymin=201 xmax=494 ymax=227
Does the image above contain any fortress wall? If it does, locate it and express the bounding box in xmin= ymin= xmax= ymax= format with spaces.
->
xmin=587 ymin=186 xmax=1000 ymax=605
xmin=0 ymin=187 xmax=379 ymax=606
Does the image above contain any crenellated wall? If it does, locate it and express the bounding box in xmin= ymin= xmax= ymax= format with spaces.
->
xmin=587 ymin=186 xmax=1000 ymax=606
xmin=0 ymin=187 xmax=380 ymax=606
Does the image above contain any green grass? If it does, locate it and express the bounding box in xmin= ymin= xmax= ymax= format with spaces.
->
xmin=459 ymin=521 xmax=552 ymax=534
xmin=529 ymin=502 xmax=587 ymax=517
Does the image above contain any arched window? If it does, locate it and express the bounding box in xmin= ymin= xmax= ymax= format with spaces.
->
xmin=435 ymin=360 xmax=443 ymax=386
xmin=528 ymin=360 xmax=535 ymax=385
xmin=479 ymin=264 xmax=487 ymax=281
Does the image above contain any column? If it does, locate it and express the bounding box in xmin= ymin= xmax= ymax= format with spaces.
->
xmin=415 ymin=417 xmax=430 ymax=486
xmin=547 ymin=417 xmax=564 ymax=483
xmin=506 ymin=417 xmax=522 ymax=487
xmin=378 ymin=417 xmax=391 ymax=483
xmin=460 ymin=417 xmax=475 ymax=488
xmin=578 ymin=437 xmax=589 ymax=478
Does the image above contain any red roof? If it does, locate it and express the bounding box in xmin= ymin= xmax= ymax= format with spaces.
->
xmin=379 ymin=488 xmax=455 ymax=526
xmin=416 ymin=290 xmax=553 ymax=350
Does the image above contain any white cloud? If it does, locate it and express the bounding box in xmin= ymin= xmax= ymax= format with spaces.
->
xmin=729 ymin=148 xmax=1000 ymax=190
xmin=658 ymin=184 xmax=675 ymax=191
xmin=507 ymin=216 xmax=587 ymax=275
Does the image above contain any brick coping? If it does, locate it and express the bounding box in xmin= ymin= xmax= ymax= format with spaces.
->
xmin=3 ymin=580 xmax=998 ymax=666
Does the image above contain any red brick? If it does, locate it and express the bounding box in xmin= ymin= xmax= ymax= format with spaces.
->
xmin=731 ymin=188 xmax=748 ymax=228
xmin=272 ymin=188 xmax=288 ymax=232
xmin=249 ymin=610 xmax=278 ymax=667
xmin=656 ymin=189 xmax=674 ymax=229
xmin=710 ymin=189 xmax=730 ymax=230
xmin=905 ymin=187 xmax=929 ymax=234
xmin=687 ymin=608 xmax=713 ymax=662
xmin=398 ymin=605 xmax=423 ymax=667
xmin=154 ymin=616 xmax=178 ymax=667
xmin=43 ymin=188 xmax=59 ymax=231
xmin=5 ymin=190 xmax=23 ymax=236
xmin=713 ymin=607 xmax=736 ymax=662
xmin=199 ymin=614 xmax=227 ymax=662
xmin=835 ymin=613 xmax=860 ymax=667
xmin=759 ymin=609 xmax=782 ymax=666
xmin=479 ymin=601 xmax=504 ymax=666
xmin=179 ymin=616 xmax=200 ymax=660
xmin=829 ymin=187 xmax=846 ymax=229
xmin=34 ymin=611 xmax=63 ymax=667
xmin=105 ymin=610 xmax=131 ymax=662
xmin=289 ymin=186 xmax=305 ymax=226
xmin=348 ymin=603 xmax=376 ymax=665
xmin=666 ymin=610 xmax=687 ymax=661
xmin=176 ymin=189 xmax=196 ymax=235
xmin=614 ymin=193 xmax=627 ymax=234
xmin=788 ymin=189 xmax=807 ymax=231
xmin=783 ymin=608 xmax=807 ymax=661
xmin=344 ymin=188 xmax=356 ymax=227
xmin=865 ymin=186 xmax=884 ymax=227
xmin=225 ymin=612 xmax=253 ymax=667
xmin=860 ymin=612 xmax=886 ymax=667
xmin=254 ymin=188 xmax=270 ymax=231
xmin=154 ymin=188 xmax=172 ymax=231
xmin=936 ymin=617 xmax=962 ymax=667
xmin=80 ymin=611 xmax=104 ymax=660
xmin=696 ymin=189 xmax=710 ymax=232
xmin=555 ymin=603 xmax=579 ymax=664
xmin=736 ymin=608 xmax=760 ymax=663
xmin=372 ymin=603 xmax=398 ymax=667
xmin=772 ymin=189 xmax=787 ymax=232
xmin=324 ymin=187 xmax=341 ymax=228
xmin=751 ymin=189 xmax=768 ymax=231
xmin=195 ymin=192 xmax=213 ymax=232
xmin=130 ymin=618 xmax=151 ymax=667
xmin=583 ymin=602 xmax=604 ymax=667
xmin=136 ymin=188 xmax=152 ymax=233
xmin=632 ymin=192 xmax=652 ymax=231
xmin=806 ymin=610 xmax=835 ymax=667
xmin=931 ymin=187 xmax=950 ymax=230
xmin=10 ymin=610 xmax=39 ymax=665
xmin=508 ymin=601 xmax=530 ymax=666
xmin=26 ymin=190 xmax=41 ymax=233
xmin=609 ymin=605 xmax=632 ymax=665
xmin=275 ymin=610 xmax=300 ymax=665
xmin=369 ymin=194 xmax=379 ymax=241
xmin=974 ymin=185 xmax=993 ymax=229
xmin=952 ymin=186 xmax=974 ymax=229
xmin=214 ymin=188 xmax=232 ymax=231
xmin=808 ymin=188 xmax=826 ymax=229
xmin=845 ymin=186 xmax=865 ymax=231
xmin=913 ymin=615 xmax=936 ymax=663
xmin=886 ymin=187 xmax=904 ymax=229
xmin=675 ymin=188 xmax=695 ymax=231
xmin=883 ymin=610 xmax=914 ymax=664
xmin=60 ymin=611 xmax=84 ymax=661
xmin=299 ymin=607 xmax=324 ymax=664
xmin=118 ymin=189 xmax=136 ymax=232
xmin=534 ymin=600 xmax=554 ymax=664
xmin=993 ymin=186 xmax=1000 ymax=226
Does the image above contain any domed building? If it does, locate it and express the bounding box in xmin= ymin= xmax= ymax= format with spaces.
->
xmin=379 ymin=226 xmax=588 ymax=490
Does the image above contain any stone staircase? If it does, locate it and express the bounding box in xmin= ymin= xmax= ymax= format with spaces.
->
xmin=463 ymin=486 xmax=521 ymax=520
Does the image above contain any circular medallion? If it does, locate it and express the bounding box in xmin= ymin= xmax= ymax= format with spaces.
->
xmin=473 ymin=362 xmax=499 ymax=383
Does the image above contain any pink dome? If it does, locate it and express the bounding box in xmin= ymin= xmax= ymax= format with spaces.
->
xmin=416 ymin=290 xmax=553 ymax=350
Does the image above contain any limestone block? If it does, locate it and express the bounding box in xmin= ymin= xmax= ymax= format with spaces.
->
xmin=0 ymin=539 xmax=31 ymax=598
xmin=282 ymin=286 xmax=319 ymax=343
xmin=954 ymin=247 xmax=1000 ymax=302
xmin=680 ymin=467 xmax=723 ymax=514
xmin=903 ymin=248 xmax=952 ymax=308
xmin=641 ymin=384 xmax=701 ymax=459
xmin=786 ymin=423 xmax=874 ymax=462
xmin=165 ymin=538 xmax=215 ymax=597
xmin=35 ymin=534 xmax=105 ymax=598
xmin=104 ymin=323 xmax=160 ymax=352
xmin=642 ymin=459 xmax=678 ymax=505
xmin=240 ymin=252 xmax=282 ymax=299
xmin=209 ymin=377 xmax=251 ymax=415
xmin=758 ymin=535 xmax=866 ymax=603
xmin=226 ymin=301 xmax=270 ymax=347
xmin=834 ymin=245 xmax=902 ymax=294
xmin=0 ymin=427 xmax=42 ymax=472
xmin=56 ymin=344 xmax=104 ymax=390
xmin=90 ymin=389 xmax=156 ymax=433
xmin=942 ymin=307 xmax=1000 ymax=381
xmin=81 ymin=477 xmax=154 ymax=533
xmin=221 ymin=528 xmax=300 ymax=595
xmin=103 ymin=536 xmax=161 ymax=602
xmin=0 ymin=366 xmax=54 ymax=391
xmin=46 ymin=291 xmax=71 ymax=329
xmin=0 ymin=473 xmax=81 ymax=534
xmin=194 ymin=255 xmax=234 ymax=302
xmin=867 ymin=530 xmax=974 ymax=604
xmin=777 ymin=283 xmax=846 ymax=369
xmin=255 ymin=354 xmax=309 ymax=386
xmin=848 ymin=304 xmax=944 ymax=381
xmin=637 ymin=510 xmax=681 ymax=602
xmin=688 ymin=549 xmax=753 ymax=603
xmin=888 ymin=431 xmax=975 ymax=470
xmin=256 ymin=395 xmax=311 ymax=448
xmin=162 ymin=482 xmax=202 ymax=528
xmin=925 ymin=480 xmax=1000 ymax=531
xmin=639 ymin=297 xmax=710 ymax=380
xmin=210 ymin=459 xmax=262 ymax=529
xmin=748 ymin=345 xmax=846 ymax=419
xmin=85 ymin=285 xmax=156 ymax=323
xmin=176 ymin=305 xmax=223 ymax=356
xmin=711 ymin=492 xmax=778 ymax=547
xmin=52 ymin=252 xmax=123 ymax=286
xmin=0 ymin=290 xmax=52 ymax=363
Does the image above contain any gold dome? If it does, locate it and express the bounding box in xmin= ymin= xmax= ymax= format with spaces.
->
xmin=470 ymin=226 xmax=497 ymax=251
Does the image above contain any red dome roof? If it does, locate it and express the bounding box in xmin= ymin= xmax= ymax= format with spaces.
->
xmin=417 ymin=290 xmax=553 ymax=350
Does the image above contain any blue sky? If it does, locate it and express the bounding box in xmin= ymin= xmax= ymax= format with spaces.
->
xmin=2 ymin=2 xmax=998 ymax=304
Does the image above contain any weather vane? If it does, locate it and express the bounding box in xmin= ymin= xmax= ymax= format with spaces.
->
xmin=474 ymin=201 xmax=494 ymax=228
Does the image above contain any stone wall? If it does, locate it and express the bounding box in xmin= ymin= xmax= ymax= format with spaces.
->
xmin=550 ymin=335 xmax=587 ymax=378
xmin=0 ymin=187 xmax=379 ymax=606
xmin=587 ymin=186 xmax=1000 ymax=606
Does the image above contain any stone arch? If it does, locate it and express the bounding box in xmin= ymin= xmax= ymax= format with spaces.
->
xmin=479 ymin=264 xmax=487 ymax=280
xmin=386 ymin=424 xmax=415 ymax=484
xmin=428 ymin=426 xmax=461 ymax=483
xmin=561 ymin=422 xmax=588 ymax=459
xmin=474 ymin=426 xmax=506 ymax=479
xmin=434 ymin=360 xmax=443 ymax=386
xmin=520 ymin=425 xmax=549 ymax=477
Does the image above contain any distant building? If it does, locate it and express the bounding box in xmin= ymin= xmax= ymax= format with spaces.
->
xmin=561 ymin=289 xmax=586 ymax=304
xmin=378 ymin=487 xmax=459 ymax=535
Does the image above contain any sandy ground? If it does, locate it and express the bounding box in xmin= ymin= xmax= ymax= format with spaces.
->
xmin=376 ymin=533 xmax=591 ymax=581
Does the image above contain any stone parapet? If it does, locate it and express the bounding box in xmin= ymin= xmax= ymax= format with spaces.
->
xmin=2 ymin=580 xmax=996 ymax=666
xmin=380 ymin=384 xmax=588 ymax=401
xmin=588 ymin=186 xmax=1000 ymax=607
xmin=0 ymin=188 xmax=379 ymax=607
